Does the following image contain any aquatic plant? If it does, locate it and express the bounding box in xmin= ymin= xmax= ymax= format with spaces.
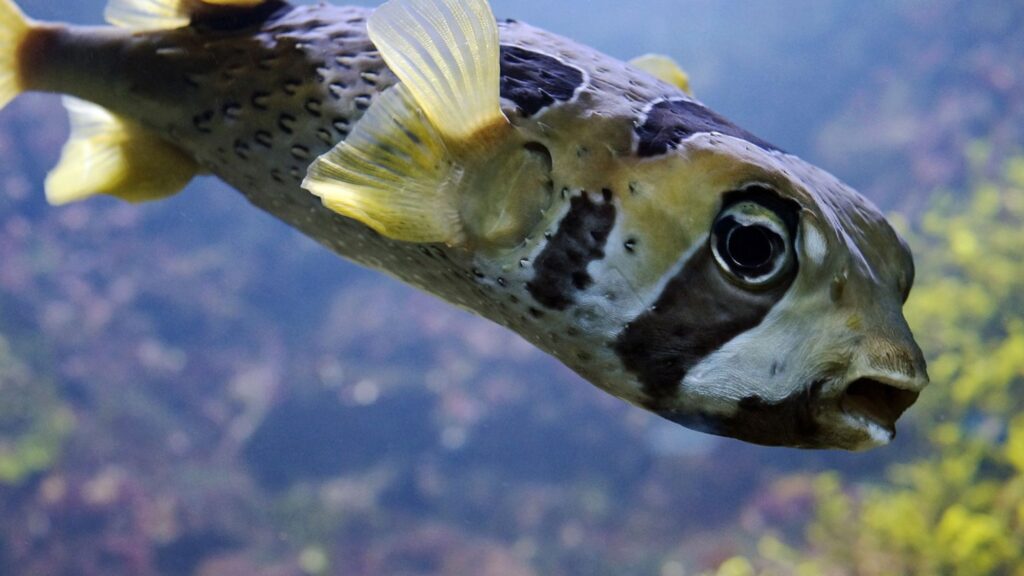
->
xmin=0 ymin=332 xmax=73 ymax=485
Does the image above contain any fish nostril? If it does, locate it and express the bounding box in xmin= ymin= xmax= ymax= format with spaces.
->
xmin=841 ymin=378 xmax=920 ymax=430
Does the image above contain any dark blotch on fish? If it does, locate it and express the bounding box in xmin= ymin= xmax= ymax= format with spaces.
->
xmin=635 ymin=99 xmax=779 ymax=157
xmin=528 ymin=193 xmax=616 ymax=310
xmin=500 ymin=46 xmax=584 ymax=117
xmin=659 ymin=380 xmax=824 ymax=447
xmin=615 ymin=239 xmax=796 ymax=406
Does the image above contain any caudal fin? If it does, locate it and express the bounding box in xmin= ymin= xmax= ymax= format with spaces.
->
xmin=0 ymin=0 xmax=30 ymax=110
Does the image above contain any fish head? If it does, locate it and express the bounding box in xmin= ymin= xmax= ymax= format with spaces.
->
xmin=610 ymin=131 xmax=928 ymax=450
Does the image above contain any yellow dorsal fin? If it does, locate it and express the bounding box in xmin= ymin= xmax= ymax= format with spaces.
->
xmin=105 ymin=0 xmax=268 ymax=29
xmin=367 ymin=0 xmax=507 ymax=142
xmin=629 ymin=54 xmax=693 ymax=95
xmin=303 ymin=84 xmax=465 ymax=245
xmin=45 ymin=97 xmax=198 ymax=205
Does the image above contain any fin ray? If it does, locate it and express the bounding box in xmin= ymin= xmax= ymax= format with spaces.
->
xmin=46 ymin=97 xmax=198 ymax=205
xmin=105 ymin=0 xmax=268 ymax=29
xmin=303 ymin=84 xmax=465 ymax=245
xmin=368 ymin=0 xmax=506 ymax=141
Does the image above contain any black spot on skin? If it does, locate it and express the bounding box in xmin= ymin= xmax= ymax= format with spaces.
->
xmin=192 ymin=110 xmax=214 ymax=133
xmin=283 ymin=79 xmax=301 ymax=95
xmin=635 ymin=99 xmax=779 ymax=157
xmin=191 ymin=0 xmax=293 ymax=32
xmin=332 ymin=119 xmax=350 ymax=136
xmin=222 ymin=102 xmax=242 ymax=120
xmin=305 ymin=99 xmax=322 ymax=116
xmin=290 ymin=145 xmax=310 ymax=160
xmin=254 ymin=130 xmax=273 ymax=148
xmin=500 ymin=46 xmax=585 ymax=117
xmin=614 ymin=234 xmax=797 ymax=405
xmin=659 ymin=380 xmax=824 ymax=447
xmin=528 ymin=193 xmax=616 ymax=310
xmin=328 ymin=82 xmax=347 ymax=99
xmin=251 ymin=91 xmax=270 ymax=110
xmin=278 ymin=113 xmax=296 ymax=134
xmin=233 ymin=139 xmax=250 ymax=160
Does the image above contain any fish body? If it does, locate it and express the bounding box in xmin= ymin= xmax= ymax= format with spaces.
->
xmin=0 ymin=0 xmax=928 ymax=449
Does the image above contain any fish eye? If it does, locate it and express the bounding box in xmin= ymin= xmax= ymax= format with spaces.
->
xmin=711 ymin=196 xmax=795 ymax=288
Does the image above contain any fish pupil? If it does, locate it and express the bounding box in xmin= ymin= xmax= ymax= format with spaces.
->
xmin=721 ymin=222 xmax=779 ymax=275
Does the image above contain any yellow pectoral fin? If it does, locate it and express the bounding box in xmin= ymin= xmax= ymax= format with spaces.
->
xmin=105 ymin=0 xmax=271 ymax=29
xmin=45 ymin=97 xmax=198 ymax=205
xmin=303 ymin=84 xmax=466 ymax=246
xmin=368 ymin=0 xmax=508 ymax=142
xmin=629 ymin=54 xmax=693 ymax=95
xmin=302 ymin=0 xmax=519 ymax=246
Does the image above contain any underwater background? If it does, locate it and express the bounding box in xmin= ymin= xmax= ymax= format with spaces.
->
xmin=1 ymin=0 xmax=1022 ymax=574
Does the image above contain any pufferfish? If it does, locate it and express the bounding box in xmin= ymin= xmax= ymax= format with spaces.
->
xmin=0 ymin=0 xmax=928 ymax=450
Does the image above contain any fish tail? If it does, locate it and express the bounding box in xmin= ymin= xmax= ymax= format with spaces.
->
xmin=0 ymin=0 xmax=31 ymax=110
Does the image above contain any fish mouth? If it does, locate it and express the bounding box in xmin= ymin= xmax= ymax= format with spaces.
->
xmin=837 ymin=377 xmax=920 ymax=447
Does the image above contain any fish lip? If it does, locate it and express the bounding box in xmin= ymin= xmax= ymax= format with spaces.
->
xmin=832 ymin=376 xmax=921 ymax=449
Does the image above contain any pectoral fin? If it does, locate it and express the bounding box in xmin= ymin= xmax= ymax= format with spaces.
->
xmin=304 ymin=0 xmax=512 ymax=246
xmin=45 ymin=97 xmax=198 ymax=205
xmin=303 ymin=84 xmax=466 ymax=245
xmin=630 ymin=54 xmax=693 ymax=95
xmin=367 ymin=0 xmax=507 ymax=141
xmin=105 ymin=0 xmax=270 ymax=29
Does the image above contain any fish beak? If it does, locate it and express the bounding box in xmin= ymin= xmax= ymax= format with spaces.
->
xmin=831 ymin=306 xmax=929 ymax=449
xmin=836 ymin=374 xmax=923 ymax=448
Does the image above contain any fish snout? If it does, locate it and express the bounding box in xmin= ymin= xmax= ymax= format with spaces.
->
xmin=836 ymin=332 xmax=929 ymax=445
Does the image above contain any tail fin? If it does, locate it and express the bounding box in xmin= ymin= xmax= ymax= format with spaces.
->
xmin=0 ymin=0 xmax=30 ymax=110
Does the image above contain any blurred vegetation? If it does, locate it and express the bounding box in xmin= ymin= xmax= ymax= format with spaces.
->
xmin=709 ymin=150 xmax=1024 ymax=576
xmin=0 ymin=333 xmax=73 ymax=485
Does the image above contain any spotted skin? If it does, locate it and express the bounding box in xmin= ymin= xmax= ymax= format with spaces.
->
xmin=18 ymin=1 xmax=929 ymax=450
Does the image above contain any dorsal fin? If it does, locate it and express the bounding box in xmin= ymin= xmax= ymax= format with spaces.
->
xmin=367 ymin=0 xmax=507 ymax=142
xmin=629 ymin=54 xmax=693 ymax=95
xmin=105 ymin=0 xmax=269 ymax=29
xmin=45 ymin=97 xmax=199 ymax=205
